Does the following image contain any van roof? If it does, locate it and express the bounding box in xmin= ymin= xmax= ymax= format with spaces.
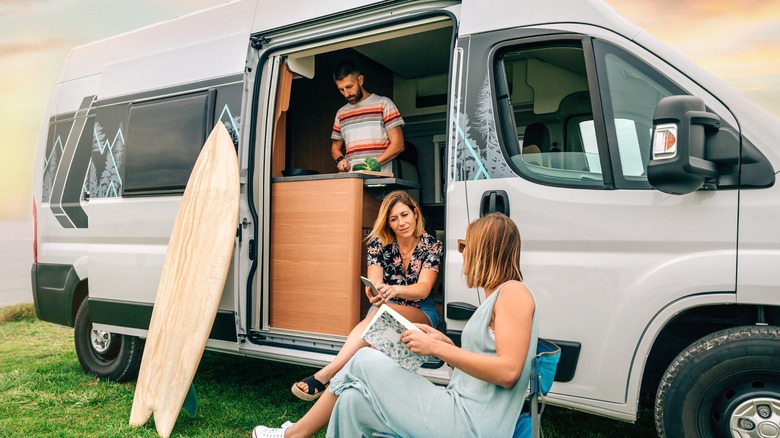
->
xmin=62 ymin=0 xmax=256 ymax=85
xmin=64 ymin=0 xmax=641 ymax=83
xmin=60 ymin=0 xmax=416 ymax=85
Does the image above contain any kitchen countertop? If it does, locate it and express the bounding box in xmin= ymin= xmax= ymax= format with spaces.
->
xmin=271 ymin=172 xmax=420 ymax=189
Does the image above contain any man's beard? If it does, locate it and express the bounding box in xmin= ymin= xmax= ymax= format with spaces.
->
xmin=346 ymin=88 xmax=364 ymax=104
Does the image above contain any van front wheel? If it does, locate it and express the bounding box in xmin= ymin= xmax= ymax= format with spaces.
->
xmin=654 ymin=325 xmax=780 ymax=438
xmin=74 ymin=299 xmax=143 ymax=382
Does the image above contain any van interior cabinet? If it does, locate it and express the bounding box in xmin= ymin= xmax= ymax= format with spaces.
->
xmin=270 ymin=176 xmax=380 ymax=335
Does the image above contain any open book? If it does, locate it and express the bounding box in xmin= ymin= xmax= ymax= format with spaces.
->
xmin=360 ymin=304 xmax=433 ymax=372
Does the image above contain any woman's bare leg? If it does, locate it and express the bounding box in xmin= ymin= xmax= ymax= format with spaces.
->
xmin=386 ymin=303 xmax=430 ymax=325
xmin=295 ymin=306 xmax=428 ymax=394
xmin=295 ymin=317 xmax=370 ymax=394
xmin=284 ymin=390 xmax=337 ymax=438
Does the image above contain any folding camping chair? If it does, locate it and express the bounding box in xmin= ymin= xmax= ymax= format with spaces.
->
xmin=514 ymin=338 xmax=562 ymax=438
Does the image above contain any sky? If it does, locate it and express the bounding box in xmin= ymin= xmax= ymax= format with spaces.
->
xmin=1 ymin=0 xmax=779 ymax=219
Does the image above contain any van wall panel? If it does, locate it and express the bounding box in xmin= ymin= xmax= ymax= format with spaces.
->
xmin=57 ymin=75 xmax=100 ymax=115
xmin=99 ymin=34 xmax=247 ymax=99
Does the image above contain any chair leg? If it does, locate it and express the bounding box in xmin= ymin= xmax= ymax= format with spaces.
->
xmin=531 ymin=393 xmax=540 ymax=438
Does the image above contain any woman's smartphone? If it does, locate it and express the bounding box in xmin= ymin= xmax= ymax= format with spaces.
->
xmin=360 ymin=276 xmax=381 ymax=297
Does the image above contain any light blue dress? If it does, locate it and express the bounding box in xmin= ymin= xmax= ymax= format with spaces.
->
xmin=327 ymin=281 xmax=538 ymax=437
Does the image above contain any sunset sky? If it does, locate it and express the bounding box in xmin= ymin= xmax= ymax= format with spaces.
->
xmin=0 ymin=0 xmax=778 ymax=218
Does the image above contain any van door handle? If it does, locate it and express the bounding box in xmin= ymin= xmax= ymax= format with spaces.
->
xmin=480 ymin=190 xmax=510 ymax=217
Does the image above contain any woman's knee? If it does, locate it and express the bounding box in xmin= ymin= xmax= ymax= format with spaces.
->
xmin=336 ymin=386 xmax=365 ymax=409
xmin=349 ymin=348 xmax=389 ymax=375
xmin=329 ymin=388 xmax=382 ymax=436
xmin=352 ymin=347 xmax=383 ymax=366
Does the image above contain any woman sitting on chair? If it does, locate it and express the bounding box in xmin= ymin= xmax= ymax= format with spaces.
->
xmin=291 ymin=190 xmax=442 ymax=401
xmin=257 ymin=212 xmax=536 ymax=438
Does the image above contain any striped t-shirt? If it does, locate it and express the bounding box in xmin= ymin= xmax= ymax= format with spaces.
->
xmin=331 ymin=93 xmax=404 ymax=172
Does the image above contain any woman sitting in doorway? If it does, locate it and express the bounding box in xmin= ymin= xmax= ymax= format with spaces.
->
xmin=256 ymin=212 xmax=536 ymax=437
xmin=291 ymin=190 xmax=442 ymax=401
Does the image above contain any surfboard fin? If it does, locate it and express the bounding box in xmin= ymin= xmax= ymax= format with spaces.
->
xmin=183 ymin=383 xmax=198 ymax=418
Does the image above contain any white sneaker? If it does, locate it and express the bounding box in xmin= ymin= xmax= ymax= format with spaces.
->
xmin=252 ymin=421 xmax=293 ymax=438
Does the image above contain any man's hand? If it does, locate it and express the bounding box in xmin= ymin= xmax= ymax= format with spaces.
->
xmin=332 ymin=139 xmax=348 ymax=172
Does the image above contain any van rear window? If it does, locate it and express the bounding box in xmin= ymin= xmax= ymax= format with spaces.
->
xmin=124 ymin=92 xmax=209 ymax=195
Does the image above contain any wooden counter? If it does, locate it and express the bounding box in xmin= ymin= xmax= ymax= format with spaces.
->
xmin=269 ymin=176 xmax=382 ymax=335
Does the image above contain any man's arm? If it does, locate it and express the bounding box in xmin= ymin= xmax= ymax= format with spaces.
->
xmin=331 ymin=139 xmax=349 ymax=172
xmin=374 ymin=126 xmax=405 ymax=166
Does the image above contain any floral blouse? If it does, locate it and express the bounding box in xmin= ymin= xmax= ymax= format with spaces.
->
xmin=366 ymin=231 xmax=443 ymax=308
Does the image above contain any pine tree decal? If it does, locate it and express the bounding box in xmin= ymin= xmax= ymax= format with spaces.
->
xmin=86 ymin=161 xmax=98 ymax=200
xmin=92 ymin=122 xmax=107 ymax=197
xmin=93 ymin=122 xmax=125 ymax=198
xmin=42 ymin=143 xmax=59 ymax=203
xmin=111 ymin=124 xmax=125 ymax=196
xmin=474 ymin=76 xmax=513 ymax=178
xmin=456 ymin=112 xmax=480 ymax=180
xmin=99 ymin=154 xmax=118 ymax=198
xmin=225 ymin=115 xmax=240 ymax=148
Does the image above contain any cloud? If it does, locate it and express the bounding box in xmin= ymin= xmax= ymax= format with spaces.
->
xmin=0 ymin=0 xmax=55 ymax=18
xmin=696 ymin=43 xmax=780 ymax=81
xmin=607 ymin=0 xmax=780 ymax=116
xmin=0 ymin=1 xmax=29 ymax=17
xmin=613 ymin=0 xmax=780 ymax=21
xmin=0 ymin=38 xmax=71 ymax=58
xmin=610 ymin=0 xmax=780 ymax=40
xmin=691 ymin=1 xmax=780 ymax=20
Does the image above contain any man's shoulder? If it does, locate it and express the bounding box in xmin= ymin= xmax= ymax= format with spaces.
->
xmin=367 ymin=94 xmax=397 ymax=106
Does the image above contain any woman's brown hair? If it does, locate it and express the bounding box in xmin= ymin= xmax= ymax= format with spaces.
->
xmin=463 ymin=213 xmax=523 ymax=290
xmin=366 ymin=190 xmax=425 ymax=246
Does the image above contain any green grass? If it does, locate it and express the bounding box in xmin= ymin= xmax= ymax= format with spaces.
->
xmin=0 ymin=304 xmax=657 ymax=437
xmin=0 ymin=303 xmax=35 ymax=323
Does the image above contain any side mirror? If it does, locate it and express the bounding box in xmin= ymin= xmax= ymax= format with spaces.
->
xmin=647 ymin=96 xmax=720 ymax=195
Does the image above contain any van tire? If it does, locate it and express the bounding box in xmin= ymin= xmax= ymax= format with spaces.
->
xmin=654 ymin=325 xmax=780 ymax=438
xmin=74 ymin=299 xmax=143 ymax=382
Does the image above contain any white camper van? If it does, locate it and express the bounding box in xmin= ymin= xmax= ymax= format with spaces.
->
xmin=31 ymin=0 xmax=780 ymax=436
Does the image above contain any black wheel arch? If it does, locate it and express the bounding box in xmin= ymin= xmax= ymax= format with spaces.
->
xmin=639 ymin=304 xmax=780 ymax=406
xmin=31 ymin=262 xmax=84 ymax=327
xmin=71 ymin=279 xmax=88 ymax=326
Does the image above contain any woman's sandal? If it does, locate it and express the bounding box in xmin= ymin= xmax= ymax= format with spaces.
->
xmin=291 ymin=375 xmax=328 ymax=401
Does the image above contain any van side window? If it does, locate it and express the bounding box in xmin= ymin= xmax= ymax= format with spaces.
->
xmin=494 ymin=44 xmax=604 ymax=188
xmin=124 ymin=92 xmax=210 ymax=195
xmin=494 ymin=40 xmax=687 ymax=189
xmin=593 ymin=41 xmax=683 ymax=188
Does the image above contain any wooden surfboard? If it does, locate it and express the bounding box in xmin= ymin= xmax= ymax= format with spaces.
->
xmin=129 ymin=122 xmax=239 ymax=437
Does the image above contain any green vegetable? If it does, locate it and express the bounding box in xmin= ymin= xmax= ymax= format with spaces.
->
xmin=351 ymin=163 xmax=368 ymax=171
xmin=364 ymin=158 xmax=381 ymax=172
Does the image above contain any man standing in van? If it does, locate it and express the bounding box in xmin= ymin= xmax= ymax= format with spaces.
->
xmin=331 ymin=61 xmax=405 ymax=174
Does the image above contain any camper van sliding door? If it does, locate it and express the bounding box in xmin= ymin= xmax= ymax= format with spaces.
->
xmin=446 ymin=29 xmax=738 ymax=407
